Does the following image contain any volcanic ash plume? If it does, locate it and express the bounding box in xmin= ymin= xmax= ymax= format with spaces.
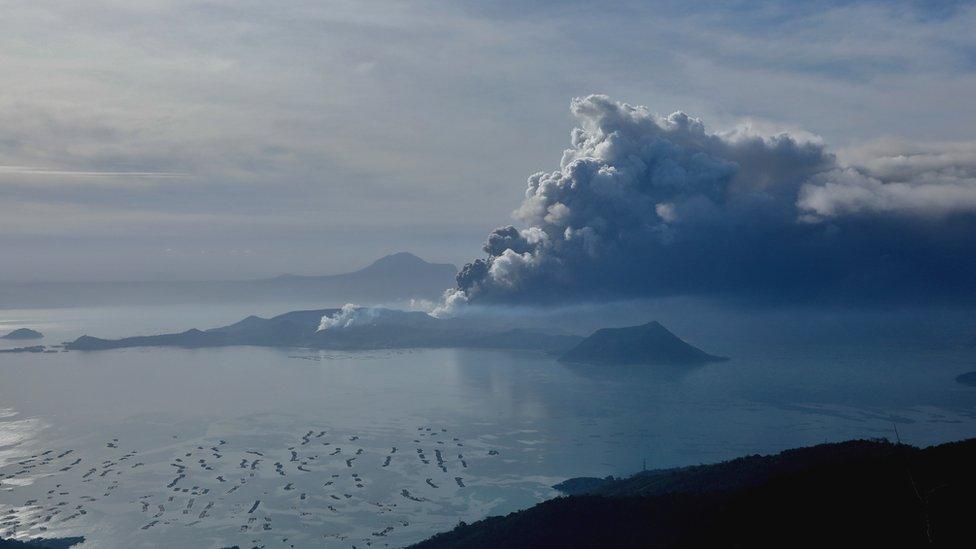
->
xmin=440 ymin=95 xmax=976 ymax=310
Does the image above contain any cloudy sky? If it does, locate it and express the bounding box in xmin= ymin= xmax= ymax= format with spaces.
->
xmin=2 ymin=0 xmax=975 ymax=282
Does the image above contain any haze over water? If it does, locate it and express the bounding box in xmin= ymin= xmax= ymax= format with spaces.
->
xmin=2 ymin=304 xmax=976 ymax=548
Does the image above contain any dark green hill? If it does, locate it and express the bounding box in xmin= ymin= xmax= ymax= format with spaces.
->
xmin=1 ymin=328 xmax=43 ymax=340
xmin=558 ymin=321 xmax=726 ymax=366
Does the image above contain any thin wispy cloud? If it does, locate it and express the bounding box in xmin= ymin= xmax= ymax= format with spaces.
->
xmin=0 ymin=166 xmax=189 ymax=178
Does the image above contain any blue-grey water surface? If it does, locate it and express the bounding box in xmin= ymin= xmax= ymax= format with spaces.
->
xmin=2 ymin=304 xmax=976 ymax=548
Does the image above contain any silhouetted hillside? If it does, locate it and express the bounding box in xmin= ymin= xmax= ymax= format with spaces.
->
xmin=412 ymin=438 xmax=976 ymax=548
xmin=553 ymin=439 xmax=908 ymax=497
xmin=559 ymin=321 xmax=726 ymax=366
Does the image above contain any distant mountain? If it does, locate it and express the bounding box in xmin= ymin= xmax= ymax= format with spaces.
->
xmin=1 ymin=328 xmax=43 ymax=339
xmin=257 ymin=252 xmax=457 ymax=302
xmin=558 ymin=321 xmax=726 ymax=366
xmin=347 ymin=252 xmax=455 ymax=280
xmin=65 ymin=306 xmax=582 ymax=353
xmin=0 ymin=252 xmax=457 ymax=308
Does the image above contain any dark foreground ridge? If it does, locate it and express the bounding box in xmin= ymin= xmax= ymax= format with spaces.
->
xmin=0 ymin=537 xmax=84 ymax=549
xmin=411 ymin=437 xmax=976 ymax=548
xmin=0 ymin=328 xmax=43 ymax=340
xmin=65 ymin=308 xmax=585 ymax=353
xmin=558 ymin=321 xmax=726 ymax=366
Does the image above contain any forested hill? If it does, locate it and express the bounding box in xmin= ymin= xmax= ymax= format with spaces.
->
xmin=412 ymin=437 xmax=976 ymax=548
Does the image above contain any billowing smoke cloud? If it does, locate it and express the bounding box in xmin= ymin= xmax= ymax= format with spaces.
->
xmin=443 ymin=95 xmax=976 ymax=309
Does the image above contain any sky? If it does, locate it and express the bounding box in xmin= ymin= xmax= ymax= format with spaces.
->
xmin=1 ymin=0 xmax=975 ymax=283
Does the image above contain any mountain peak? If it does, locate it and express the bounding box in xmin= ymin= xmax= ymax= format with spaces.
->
xmin=357 ymin=252 xmax=457 ymax=276
xmin=1 ymin=328 xmax=44 ymax=340
xmin=559 ymin=321 xmax=727 ymax=366
xmin=368 ymin=252 xmax=427 ymax=268
xmin=266 ymin=252 xmax=456 ymax=281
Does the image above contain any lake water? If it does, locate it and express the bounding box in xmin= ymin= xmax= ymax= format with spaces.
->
xmin=2 ymin=304 xmax=976 ymax=548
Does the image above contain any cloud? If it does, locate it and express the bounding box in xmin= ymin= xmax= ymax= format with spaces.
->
xmin=444 ymin=95 xmax=976 ymax=309
xmin=0 ymin=166 xmax=187 ymax=178
xmin=838 ymin=140 xmax=976 ymax=183
xmin=798 ymin=139 xmax=976 ymax=219
xmin=3 ymin=2 xmax=976 ymax=282
xmin=798 ymin=167 xmax=976 ymax=220
xmin=318 ymin=304 xmax=366 ymax=331
xmin=319 ymin=304 xmax=440 ymax=331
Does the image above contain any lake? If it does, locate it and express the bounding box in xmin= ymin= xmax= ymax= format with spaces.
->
xmin=2 ymin=304 xmax=976 ymax=548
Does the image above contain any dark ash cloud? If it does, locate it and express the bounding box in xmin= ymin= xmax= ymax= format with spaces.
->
xmin=442 ymin=95 xmax=976 ymax=310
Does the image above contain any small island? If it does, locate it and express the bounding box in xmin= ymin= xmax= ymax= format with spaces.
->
xmin=0 ymin=345 xmax=47 ymax=354
xmin=1 ymin=328 xmax=44 ymax=340
xmin=0 ymin=536 xmax=84 ymax=548
xmin=558 ymin=321 xmax=727 ymax=366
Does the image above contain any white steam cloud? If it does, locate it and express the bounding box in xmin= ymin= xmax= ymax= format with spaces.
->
xmin=319 ymin=303 xmax=441 ymax=330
